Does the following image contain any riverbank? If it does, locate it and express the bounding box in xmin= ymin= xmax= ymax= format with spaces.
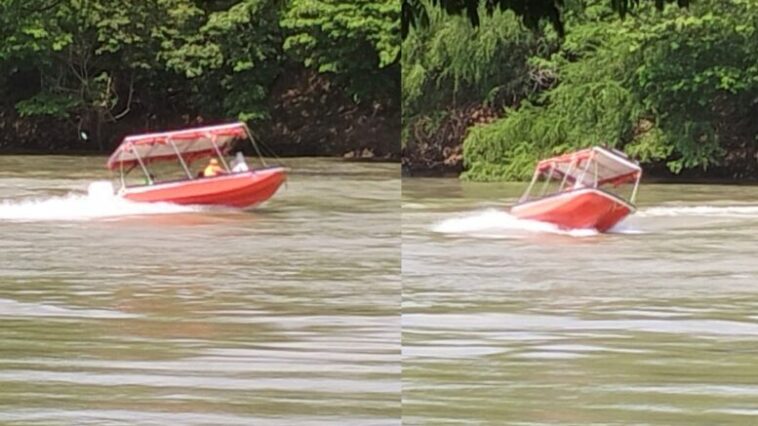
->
xmin=403 ymin=153 xmax=758 ymax=182
xmin=401 ymin=105 xmax=495 ymax=177
xmin=402 ymin=113 xmax=758 ymax=181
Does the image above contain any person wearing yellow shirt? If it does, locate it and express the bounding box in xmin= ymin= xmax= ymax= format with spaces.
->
xmin=203 ymin=158 xmax=226 ymax=177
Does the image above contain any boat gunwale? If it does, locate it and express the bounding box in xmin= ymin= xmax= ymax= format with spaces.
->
xmin=511 ymin=186 xmax=636 ymax=214
xmin=119 ymin=165 xmax=286 ymax=194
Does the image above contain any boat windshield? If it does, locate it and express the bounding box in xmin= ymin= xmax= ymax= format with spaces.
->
xmin=519 ymin=147 xmax=642 ymax=203
xmin=118 ymin=151 xmax=252 ymax=188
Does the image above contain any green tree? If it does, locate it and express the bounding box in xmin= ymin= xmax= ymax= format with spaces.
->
xmin=461 ymin=0 xmax=758 ymax=181
xmin=164 ymin=0 xmax=283 ymax=121
xmin=282 ymin=0 xmax=400 ymax=102
xmin=402 ymin=0 xmax=691 ymax=37
xmin=402 ymin=3 xmax=548 ymax=116
xmin=1 ymin=0 xmax=401 ymax=154
xmin=3 ymin=0 xmax=207 ymax=147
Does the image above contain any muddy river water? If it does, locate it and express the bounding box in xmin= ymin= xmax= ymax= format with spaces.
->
xmin=403 ymin=178 xmax=758 ymax=425
xmin=0 ymin=156 xmax=400 ymax=425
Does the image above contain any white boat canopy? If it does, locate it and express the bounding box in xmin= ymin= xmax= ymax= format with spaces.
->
xmin=519 ymin=146 xmax=643 ymax=204
xmin=536 ymin=146 xmax=642 ymax=187
xmin=106 ymin=122 xmax=253 ymax=171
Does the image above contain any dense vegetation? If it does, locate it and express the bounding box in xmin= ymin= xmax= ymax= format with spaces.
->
xmin=401 ymin=3 xmax=548 ymax=174
xmin=403 ymin=0 xmax=758 ymax=180
xmin=402 ymin=0 xmax=690 ymax=37
xmin=0 ymin=0 xmax=400 ymax=157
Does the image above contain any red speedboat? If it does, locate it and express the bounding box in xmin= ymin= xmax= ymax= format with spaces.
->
xmin=511 ymin=147 xmax=642 ymax=232
xmin=107 ymin=122 xmax=286 ymax=209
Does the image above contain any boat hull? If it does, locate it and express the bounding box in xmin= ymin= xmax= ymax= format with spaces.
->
xmin=511 ymin=188 xmax=633 ymax=232
xmin=120 ymin=167 xmax=286 ymax=208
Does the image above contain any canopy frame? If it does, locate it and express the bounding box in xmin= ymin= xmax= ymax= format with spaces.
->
xmin=519 ymin=147 xmax=642 ymax=204
xmin=169 ymin=137 xmax=193 ymax=180
xmin=132 ymin=145 xmax=153 ymax=185
xmin=208 ymin=133 xmax=231 ymax=172
xmin=108 ymin=122 xmax=270 ymax=188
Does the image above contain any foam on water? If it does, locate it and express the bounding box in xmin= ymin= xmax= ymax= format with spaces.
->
xmin=607 ymin=221 xmax=646 ymax=234
xmin=0 ymin=181 xmax=201 ymax=221
xmin=432 ymin=208 xmax=603 ymax=238
xmin=433 ymin=204 xmax=758 ymax=238
xmin=639 ymin=205 xmax=758 ymax=218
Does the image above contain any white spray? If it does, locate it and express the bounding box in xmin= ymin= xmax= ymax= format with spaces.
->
xmin=0 ymin=181 xmax=200 ymax=221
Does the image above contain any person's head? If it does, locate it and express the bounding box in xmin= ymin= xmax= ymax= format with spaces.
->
xmin=209 ymin=158 xmax=218 ymax=165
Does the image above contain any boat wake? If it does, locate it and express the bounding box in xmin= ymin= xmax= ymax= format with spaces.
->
xmin=638 ymin=205 xmax=758 ymax=218
xmin=0 ymin=181 xmax=200 ymax=222
xmin=432 ymin=208 xmax=636 ymax=238
xmin=432 ymin=204 xmax=758 ymax=238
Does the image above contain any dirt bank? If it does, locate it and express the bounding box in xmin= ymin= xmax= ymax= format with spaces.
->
xmin=401 ymin=105 xmax=496 ymax=176
xmin=402 ymin=105 xmax=758 ymax=181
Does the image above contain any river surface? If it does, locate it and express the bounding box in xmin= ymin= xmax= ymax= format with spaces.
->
xmin=0 ymin=156 xmax=400 ymax=425
xmin=402 ymin=178 xmax=758 ymax=425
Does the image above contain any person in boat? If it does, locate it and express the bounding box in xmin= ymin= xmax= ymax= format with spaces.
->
xmin=230 ymin=151 xmax=249 ymax=173
xmin=203 ymin=158 xmax=227 ymax=177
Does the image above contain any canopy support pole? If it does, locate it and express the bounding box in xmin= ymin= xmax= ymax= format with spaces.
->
xmin=540 ymin=163 xmax=555 ymax=196
xmin=576 ymin=153 xmax=594 ymax=189
xmin=209 ymin=134 xmax=231 ymax=171
xmin=559 ymin=158 xmax=577 ymax=191
xmin=631 ymin=173 xmax=641 ymax=203
xmin=132 ymin=144 xmax=153 ymax=185
xmin=520 ymin=169 xmax=540 ymax=202
xmin=594 ymin=160 xmax=599 ymax=188
xmin=243 ymin=123 xmax=267 ymax=167
xmin=169 ymin=138 xmax=193 ymax=179
xmin=119 ymin=153 xmax=126 ymax=189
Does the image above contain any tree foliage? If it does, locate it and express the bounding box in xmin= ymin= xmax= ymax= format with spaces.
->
xmin=282 ymin=0 xmax=400 ymax=101
xmin=402 ymin=0 xmax=690 ymax=36
xmin=401 ymin=1 xmax=555 ymax=152
xmin=0 ymin=0 xmax=399 ymax=150
xmin=164 ymin=0 xmax=283 ymax=121
xmin=402 ymin=0 xmax=690 ymax=37
xmin=450 ymin=0 xmax=758 ymax=181
xmin=403 ymin=4 xmax=548 ymax=114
